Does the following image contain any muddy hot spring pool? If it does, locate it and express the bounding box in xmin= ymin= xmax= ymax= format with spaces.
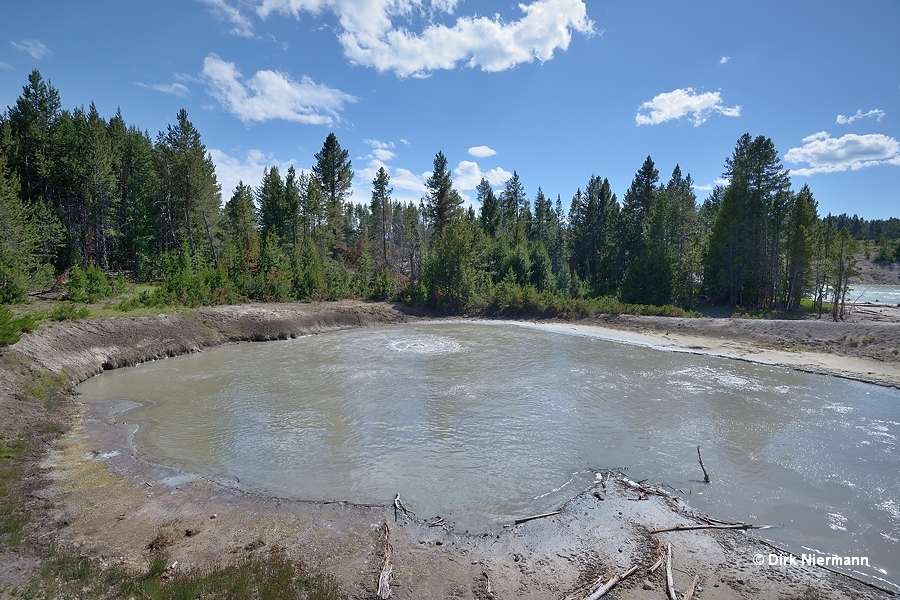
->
xmin=75 ymin=320 xmax=900 ymax=588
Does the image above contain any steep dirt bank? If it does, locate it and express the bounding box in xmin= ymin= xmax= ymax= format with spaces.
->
xmin=2 ymin=301 xmax=898 ymax=598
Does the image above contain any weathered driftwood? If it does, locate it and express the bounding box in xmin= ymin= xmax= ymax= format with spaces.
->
xmin=649 ymin=556 xmax=664 ymax=573
xmin=650 ymin=523 xmax=755 ymax=534
xmin=393 ymin=493 xmax=412 ymax=522
xmin=683 ymin=573 xmax=700 ymax=600
xmin=696 ymin=445 xmax=710 ymax=483
xmin=513 ymin=510 xmax=561 ymax=525
xmin=665 ymin=542 xmax=677 ymax=600
xmin=581 ymin=565 xmax=638 ymax=600
xmin=377 ymin=522 xmax=393 ymax=599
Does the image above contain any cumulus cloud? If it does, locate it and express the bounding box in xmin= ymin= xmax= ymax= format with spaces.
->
xmin=255 ymin=0 xmax=594 ymax=77
xmin=719 ymin=55 xmax=730 ymax=64
xmin=208 ymin=148 xmax=300 ymax=199
xmin=453 ymin=160 xmax=512 ymax=191
xmin=468 ymin=145 xmax=496 ymax=158
xmin=635 ymin=88 xmax=741 ymax=126
xmin=785 ymin=131 xmax=900 ymax=176
xmin=198 ymin=0 xmax=256 ymax=37
xmin=353 ymin=139 xmax=428 ymax=204
xmin=202 ymin=54 xmax=357 ymax=124
xmin=137 ymin=82 xmax=191 ymax=97
xmin=11 ymin=39 xmax=50 ymax=59
xmin=836 ymin=109 xmax=885 ymax=125
xmin=364 ymin=138 xmax=396 ymax=161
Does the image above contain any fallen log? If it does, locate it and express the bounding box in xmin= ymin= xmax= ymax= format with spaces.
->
xmin=650 ymin=523 xmax=756 ymax=534
xmin=377 ymin=522 xmax=393 ymax=599
xmin=665 ymin=542 xmax=677 ymax=600
xmin=581 ymin=565 xmax=638 ymax=600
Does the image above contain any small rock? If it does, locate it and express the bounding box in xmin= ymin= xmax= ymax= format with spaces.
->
xmin=210 ymin=514 xmax=217 ymax=519
xmin=643 ymin=582 xmax=653 ymax=590
xmin=736 ymin=578 xmax=745 ymax=585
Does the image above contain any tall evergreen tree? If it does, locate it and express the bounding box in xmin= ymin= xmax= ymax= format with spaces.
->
xmin=424 ymin=151 xmax=461 ymax=236
xmin=369 ymin=167 xmax=392 ymax=264
xmin=476 ymin=178 xmax=500 ymax=237
xmin=313 ymin=133 xmax=353 ymax=249
xmin=155 ymin=109 xmax=221 ymax=263
xmin=257 ymin=166 xmax=287 ymax=242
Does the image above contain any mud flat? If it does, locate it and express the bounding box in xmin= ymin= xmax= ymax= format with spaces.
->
xmin=3 ymin=301 xmax=898 ymax=598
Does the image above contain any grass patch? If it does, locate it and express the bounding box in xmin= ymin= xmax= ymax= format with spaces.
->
xmin=23 ymin=369 xmax=68 ymax=412
xmin=22 ymin=547 xmax=341 ymax=600
xmin=0 ymin=440 xmax=37 ymax=547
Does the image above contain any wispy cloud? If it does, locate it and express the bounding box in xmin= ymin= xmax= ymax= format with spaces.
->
xmin=719 ymin=55 xmax=730 ymax=64
xmin=256 ymin=0 xmax=594 ymax=77
xmin=468 ymin=145 xmax=496 ymax=158
xmin=202 ymin=54 xmax=357 ymax=125
xmin=0 ymin=61 xmax=12 ymax=71
xmin=785 ymin=131 xmax=900 ymax=176
xmin=198 ymin=0 xmax=256 ymax=37
xmin=11 ymin=39 xmax=50 ymax=59
xmin=836 ymin=109 xmax=885 ymax=125
xmin=635 ymin=88 xmax=741 ymax=126
xmin=137 ymin=82 xmax=191 ymax=97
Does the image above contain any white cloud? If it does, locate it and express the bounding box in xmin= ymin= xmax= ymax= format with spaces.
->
xmin=695 ymin=178 xmax=730 ymax=192
xmin=719 ymin=55 xmax=730 ymax=64
xmin=256 ymin=0 xmax=594 ymax=77
xmin=137 ymin=82 xmax=191 ymax=97
xmin=202 ymin=54 xmax=357 ymax=124
xmin=635 ymin=88 xmax=741 ymax=126
xmin=209 ymin=148 xmax=301 ymax=200
xmin=836 ymin=109 xmax=885 ymax=125
xmin=11 ymin=39 xmax=50 ymax=59
xmin=785 ymin=131 xmax=900 ymax=176
xmin=198 ymin=0 xmax=256 ymax=37
xmin=453 ymin=160 xmax=512 ymax=191
xmin=362 ymin=138 xmax=397 ymax=162
xmin=468 ymin=145 xmax=496 ymax=158
xmin=0 ymin=61 xmax=12 ymax=71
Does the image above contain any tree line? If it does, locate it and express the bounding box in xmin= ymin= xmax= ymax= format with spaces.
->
xmin=2 ymin=70 xmax=892 ymax=321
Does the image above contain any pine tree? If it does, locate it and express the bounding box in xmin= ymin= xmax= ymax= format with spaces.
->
xmin=369 ymin=166 xmax=392 ymax=264
xmin=155 ymin=109 xmax=221 ymax=263
xmin=477 ymin=178 xmax=500 ymax=237
xmin=313 ymin=133 xmax=353 ymax=251
xmin=424 ymin=151 xmax=461 ymax=237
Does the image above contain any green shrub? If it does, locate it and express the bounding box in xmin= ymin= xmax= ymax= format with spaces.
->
xmin=47 ymin=302 xmax=90 ymax=321
xmin=0 ymin=306 xmax=37 ymax=347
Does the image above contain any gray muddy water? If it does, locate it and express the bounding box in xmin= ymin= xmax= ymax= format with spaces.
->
xmin=75 ymin=321 xmax=900 ymax=588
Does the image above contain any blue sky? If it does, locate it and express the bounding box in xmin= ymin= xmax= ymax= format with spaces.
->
xmin=2 ymin=0 xmax=899 ymax=219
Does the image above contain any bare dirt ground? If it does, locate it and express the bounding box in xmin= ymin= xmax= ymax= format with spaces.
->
xmin=2 ymin=300 xmax=899 ymax=598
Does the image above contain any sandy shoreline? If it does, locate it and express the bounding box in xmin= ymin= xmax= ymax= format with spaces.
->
xmin=2 ymin=301 xmax=899 ymax=598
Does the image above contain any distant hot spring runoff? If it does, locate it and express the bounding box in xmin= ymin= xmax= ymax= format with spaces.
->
xmin=76 ymin=321 xmax=900 ymax=587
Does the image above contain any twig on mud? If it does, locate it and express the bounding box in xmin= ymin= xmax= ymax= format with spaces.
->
xmin=581 ymin=564 xmax=638 ymax=600
xmin=683 ymin=574 xmax=700 ymax=600
xmin=649 ymin=556 xmax=664 ymax=573
xmin=513 ymin=510 xmax=561 ymax=525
